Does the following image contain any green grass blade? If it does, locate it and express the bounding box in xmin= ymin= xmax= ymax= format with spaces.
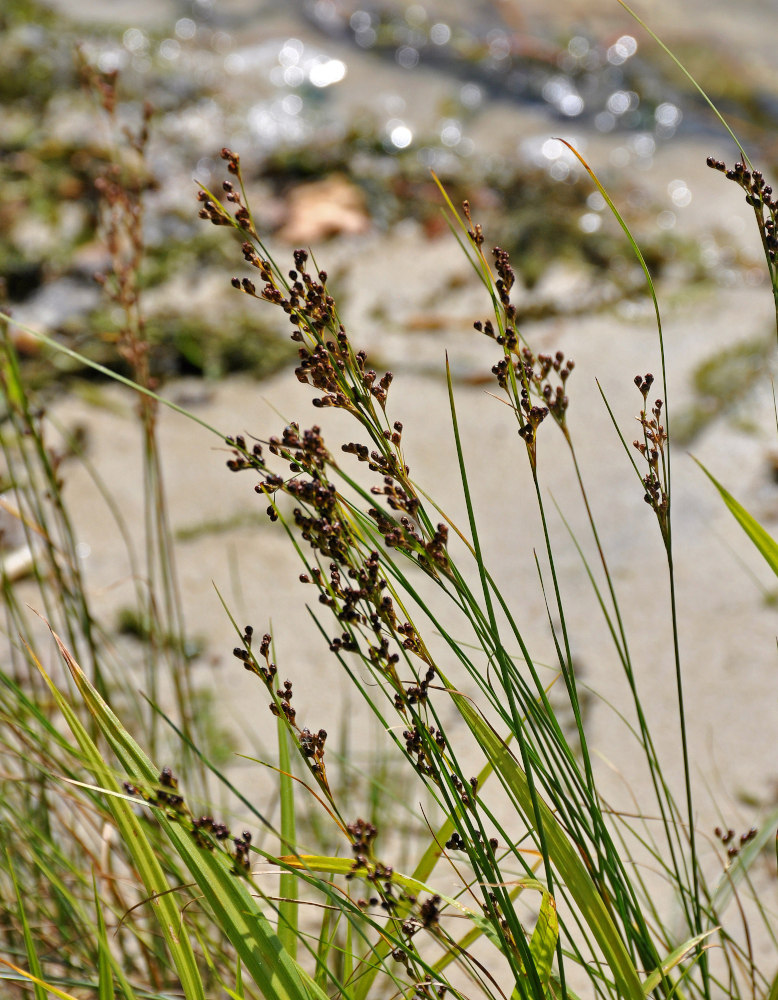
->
xmin=529 ymin=890 xmax=558 ymax=997
xmin=434 ymin=883 xmax=526 ymax=978
xmin=430 ymin=171 xmax=498 ymax=297
xmin=8 ymin=850 xmax=47 ymax=1000
xmin=343 ymin=912 xmax=354 ymax=988
xmin=558 ymin=141 xmax=673 ymax=452
xmin=641 ymin=930 xmax=717 ymax=995
xmin=615 ymin=0 xmax=746 ymax=156
xmin=314 ymin=902 xmax=336 ymax=990
xmin=30 ymin=645 xmax=207 ymax=1000
xmin=92 ymin=875 xmax=115 ymax=1000
xmin=0 ymin=310 xmax=223 ymax=439
xmin=43 ymin=627 xmax=330 ymax=1000
xmin=450 ymin=695 xmax=644 ymax=1000
xmin=89 ymin=877 xmax=142 ymax=1000
xmin=693 ymin=458 xmax=778 ymax=576
xmin=277 ymin=717 xmax=299 ymax=958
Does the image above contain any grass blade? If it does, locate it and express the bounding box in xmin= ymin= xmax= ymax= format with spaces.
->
xmin=29 ymin=644 xmax=206 ymax=1000
xmin=92 ymin=875 xmax=115 ymax=1000
xmin=615 ymin=0 xmax=746 ymax=156
xmin=528 ymin=890 xmax=558 ymax=996
xmin=8 ymin=850 xmax=47 ymax=1000
xmin=0 ymin=960 xmax=80 ymax=1000
xmin=41 ymin=626 xmax=330 ymax=1000
xmin=641 ymin=930 xmax=717 ymax=995
xmin=693 ymin=458 xmax=778 ymax=576
xmin=277 ymin=717 xmax=299 ymax=958
xmin=451 ymin=695 xmax=644 ymax=1000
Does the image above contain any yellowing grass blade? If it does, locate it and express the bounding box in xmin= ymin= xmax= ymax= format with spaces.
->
xmin=528 ymin=890 xmax=558 ymax=997
xmin=641 ymin=930 xmax=717 ymax=995
xmin=30 ymin=642 xmax=206 ymax=1000
xmin=0 ymin=959 xmax=80 ymax=1000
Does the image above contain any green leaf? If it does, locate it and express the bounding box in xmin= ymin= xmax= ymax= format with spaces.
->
xmin=507 ymin=882 xmax=560 ymax=1000
xmin=693 ymin=458 xmax=778 ymax=577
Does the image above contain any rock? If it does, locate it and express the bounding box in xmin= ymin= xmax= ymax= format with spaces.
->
xmin=277 ymin=174 xmax=370 ymax=244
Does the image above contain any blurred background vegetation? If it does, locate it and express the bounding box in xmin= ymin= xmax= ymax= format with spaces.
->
xmin=4 ymin=0 xmax=778 ymax=395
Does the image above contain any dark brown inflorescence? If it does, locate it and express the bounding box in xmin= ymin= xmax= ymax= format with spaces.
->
xmin=201 ymin=149 xmax=458 ymax=787
xmin=713 ymin=824 xmax=758 ymax=862
xmin=204 ymin=152 xmax=452 ymax=610
xmin=232 ymin=625 xmax=332 ymax=795
xmin=707 ymin=156 xmax=778 ymax=277
xmin=632 ymin=373 xmax=669 ymax=542
xmin=467 ymin=205 xmax=575 ymax=468
xmin=203 ymin=159 xmax=510 ymax=965
xmin=123 ymin=768 xmax=253 ymax=875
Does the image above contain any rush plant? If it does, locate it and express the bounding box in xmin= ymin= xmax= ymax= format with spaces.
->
xmin=1 ymin=11 xmax=777 ymax=1000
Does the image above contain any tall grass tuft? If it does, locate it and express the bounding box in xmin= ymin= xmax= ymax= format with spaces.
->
xmin=1 ymin=19 xmax=778 ymax=1000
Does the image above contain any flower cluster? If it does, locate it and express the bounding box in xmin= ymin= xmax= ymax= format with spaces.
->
xmin=205 ymin=161 xmax=532 ymax=981
xmin=707 ymin=157 xmax=778 ymax=270
xmin=633 ymin=373 xmax=669 ymax=541
xmin=232 ymin=625 xmax=332 ymax=794
xmin=714 ymin=824 xmax=757 ymax=861
xmin=466 ymin=212 xmax=576 ymax=464
xmin=124 ymin=768 xmax=253 ymax=874
xmin=201 ymin=153 xmax=452 ymax=601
